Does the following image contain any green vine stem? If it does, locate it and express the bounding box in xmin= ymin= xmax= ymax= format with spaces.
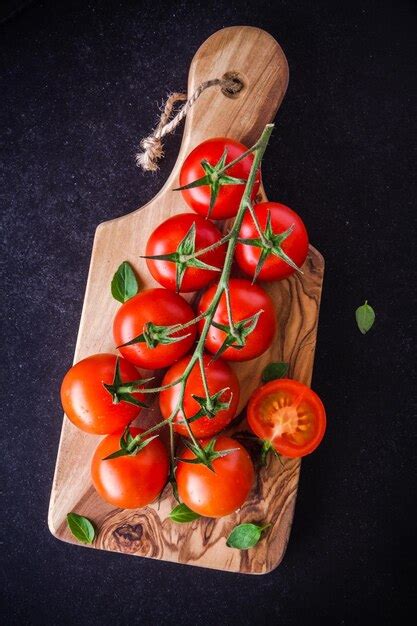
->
xmin=181 ymin=231 xmax=232 ymax=261
xmin=246 ymin=201 xmax=269 ymax=245
xmin=112 ymin=123 xmax=274 ymax=462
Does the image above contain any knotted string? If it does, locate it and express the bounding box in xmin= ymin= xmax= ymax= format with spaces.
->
xmin=136 ymin=75 xmax=242 ymax=172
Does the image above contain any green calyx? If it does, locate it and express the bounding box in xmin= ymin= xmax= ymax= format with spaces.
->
xmin=169 ymin=464 xmax=180 ymax=503
xmin=260 ymin=440 xmax=284 ymax=467
xmin=233 ymin=431 xmax=284 ymax=467
xmin=102 ymin=357 xmax=151 ymax=408
xmin=188 ymin=387 xmax=232 ymax=422
xmin=142 ymin=222 xmax=221 ymax=292
xmin=117 ymin=320 xmax=191 ymax=350
xmin=238 ymin=210 xmax=302 ymax=281
xmin=178 ymin=437 xmax=239 ymax=471
xmin=210 ymin=309 xmax=264 ymax=359
xmin=103 ymin=426 xmax=159 ymax=460
xmin=174 ymin=149 xmax=247 ymax=218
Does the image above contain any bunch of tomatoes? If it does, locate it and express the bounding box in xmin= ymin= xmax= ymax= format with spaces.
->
xmin=60 ymin=135 xmax=326 ymax=520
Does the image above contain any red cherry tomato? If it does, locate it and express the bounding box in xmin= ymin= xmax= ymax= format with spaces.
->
xmin=179 ymin=138 xmax=261 ymax=219
xmin=176 ymin=436 xmax=255 ymax=517
xmin=197 ymin=278 xmax=277 ymax=361
xmin=91 ymin=428 xmax=169 ymax=508
xmin=145 ymin=213 xmax=226 ymax=292
xmin=235 ymin=202 xmax=309 ymax=281
xmin=113 ymin=288 xmax=196 ymax=370
xmin=159 ymin=354 xmax=240 ymax=438
xmin=60 ymin=353 xmax=145 ymax=435
xmin=247 ymin=378 xmax=326 ymax=458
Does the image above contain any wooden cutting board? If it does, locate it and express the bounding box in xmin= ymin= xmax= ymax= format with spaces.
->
xmin=48 ymin=25 xmax=324 ymax=575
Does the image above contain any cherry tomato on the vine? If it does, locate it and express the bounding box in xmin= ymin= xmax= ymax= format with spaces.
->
xmin=247 ymin=378 xmax=326 ymax=458
xmin=145 ymin=213 xmax=226 ymax=293
xmin=198 ymin=278 xmax=277 ymax=361
xmin=235 ymin=202 xmax=309 ymax=281
xmin=91 ymin=428 xmax=169 ymax=508
xmin=159 ymin=353 xmax=240 ymax=438
xmin=60 ymin=353 xmax=145 ymax=435
xmin=113 ymin=288 xmax=197 ymax=370
xmin=176 ymin=436 xmax=255 ymax=517
xmin=178 ymin=138 xmax=261 ymax=219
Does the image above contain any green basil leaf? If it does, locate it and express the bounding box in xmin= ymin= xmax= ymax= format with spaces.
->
xmin=355 ymin=301 xmax=375 ymax=334
xmin=66 ymin=512 xmax=96 ymax=544
xmin=226 ymin=523 xmax=270 ymax=550
xmin=169 ymin=503 xmax=200 ymax=524
xmin=111 ymin=261 xmax=139 ymax=303
xmin=261 ymin=362 xmax=288 ymax=383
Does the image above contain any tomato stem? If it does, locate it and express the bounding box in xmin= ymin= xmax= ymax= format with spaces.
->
xmin=110 ymin=124 xmax=275 ymax=464
xmin=181 ymin=231 xmax=232 ymax=262
xmin=198 ymin=356 xmax=213 ymax=412
xmin=246 ymin=200 xmax=269 ymax=246
xmin=166 ymin=124 xmax=274 ymax=456
xmin=117 ymin=378 xmax=181 ymax=394
xmin=167 ymin=310 xmax=207 ymax=332
xmin=224 ymin=287 xmax=238 ymax=339
xmin=215 ymin=142 xmax=262 ymax=177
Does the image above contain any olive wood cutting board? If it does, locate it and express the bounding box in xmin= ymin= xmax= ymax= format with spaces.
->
xmin=48 ymin=25 xmax=324 ymax=574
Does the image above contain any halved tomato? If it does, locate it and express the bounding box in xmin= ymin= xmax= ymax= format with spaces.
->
xmin=247 ymin=378 xmax=326 ymax=458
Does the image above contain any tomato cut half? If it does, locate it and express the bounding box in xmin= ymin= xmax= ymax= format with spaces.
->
xmin=247 ymin=378 xmax=326 ymax=458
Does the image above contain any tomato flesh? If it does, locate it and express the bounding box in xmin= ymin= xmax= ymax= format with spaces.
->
xmin=176 ymin=436 xmax=255 ymax=517
xmin=60 ymin=353 xmax=145 ymax=435
xmin=247 ymin=378 xmax=326 ymax=458
xmin=159 ymin=354 xmax=240 ymax=438
xmin=113 ymin=288 xmax=196 ymax=370
xmin=236 ymin=202 xmax=309 ymax=281
xmin=145 ymin=213 xmax=226 ymax=292
xmin=91 ymin=428 xmax=169 ymax=508
xmin=198 ymin=278 xmax=277 ymax=361
xmin=179 ymin=137 xmax=261 ymax=219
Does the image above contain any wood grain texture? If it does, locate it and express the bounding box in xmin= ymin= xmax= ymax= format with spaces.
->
xmin=48 ymin=26 xmax=324 ymax=574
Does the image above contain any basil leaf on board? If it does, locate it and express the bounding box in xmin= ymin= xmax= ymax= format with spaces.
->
xmin=66 ymin=512 xmax=96 ymax=544
xmin=355 ymin=301 xmax=375 ymax=334
xmin=169 ymin=503 xmax=200 ymax=523
xmin=226 ymin=523 xmax=270 ymax=550
xmin=261 ymin=362 xmax=288 ymax=383
xmin=111 ymin=261 xmax=139 ymax=303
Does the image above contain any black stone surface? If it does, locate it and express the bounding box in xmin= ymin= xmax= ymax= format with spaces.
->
xmin=1 ymin=1 xmax=416 ymax=624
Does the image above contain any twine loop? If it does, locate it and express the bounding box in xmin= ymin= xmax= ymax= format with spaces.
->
xmin=136 ymin=75 xmax=243 ymax=172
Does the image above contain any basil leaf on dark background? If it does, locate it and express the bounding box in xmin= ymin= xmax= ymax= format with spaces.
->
xmin=356 ymin=301 xmax=375 ymax=334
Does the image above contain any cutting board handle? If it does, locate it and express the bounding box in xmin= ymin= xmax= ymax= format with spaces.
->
xmin=186 ymin=27 xmax=288 ymax=141
xmin=153 ymin=26 xmax=289 ymax=191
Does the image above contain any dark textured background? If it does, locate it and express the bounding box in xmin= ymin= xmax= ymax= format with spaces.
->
xmin=1 ymin=1 xmax=416 ymax=624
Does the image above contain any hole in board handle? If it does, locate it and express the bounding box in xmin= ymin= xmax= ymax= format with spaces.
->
xmin=221 ymin=71 xmax=245 ymax=98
